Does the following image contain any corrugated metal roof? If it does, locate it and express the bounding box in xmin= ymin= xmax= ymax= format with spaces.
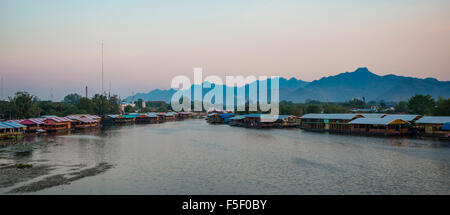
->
xmin=219 ymin=113 xmax=235 ymax=118
xmin=45 ymin=117 xmax=72 ymax=123
xmin=5 ymin=119 xmax=25 ymax=123
xmin=0 ymin=121 xmax=27 ymax=129
xmin=361 ymin=114 xmax=386 ymax=118
xmin=415 ymin=116 xmax=450 ymax=124
xmin=21 ymin=118 xmax=45 ymax=125
xmin=300 ymin=114 xmax=361 ymax=120
xmin=230 ymin=115 xmax=247 ymax=120
xmin=383 ymin=114 xmax=421 ymax=121
xmin=349 ymin=118 xmax=408 ymax=125
xmin=106 ymin=114 xmax=122 ymax=118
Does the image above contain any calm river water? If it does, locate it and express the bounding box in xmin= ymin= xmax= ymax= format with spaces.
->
xmin=1 ymin=119 xmax=450 ymax=194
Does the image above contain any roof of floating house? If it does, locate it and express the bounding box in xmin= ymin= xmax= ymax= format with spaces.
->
xmin=361 ymin=114 xmax=386 ymax=118
xmin=300 ymin=114 xmax=361 ymax=120
xmin=219 ymin=113 xmax=235 ymax=118
xmin=382 ymin=114 xmax=422 ymax=122
xmin=245 ymin=113 xmax=264 ymax=118
xmin=121 ymin=115 xmax=138 ymax=119
xmin=20 ymin=118 xmax=46 ymax=125
xmin=415 ymin=116 xmax=450 ymax=124
xmin=67 ymin=114 xmax=100 ymax=120
xmin=230 ymin=115 xmax=247 ymax=120
xmin=166 ymin=112 xmax=177 ymax=117
xmin=106 ymin=114 xmax=122 ymax=118
xmin=45 ymin=117 xmax=72 ymax=122
xmin=0 ymin=121 xmax=27 ymax=129
xmin=5 ymin=119 xmax=25 ymax=123
xmin=349 ymin=118 xmax=409 ymax=125
xmin=442 ymin=123 xmax=450 ymax=131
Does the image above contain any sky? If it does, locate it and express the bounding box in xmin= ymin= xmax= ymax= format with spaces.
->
xmin=1 ymin=0 xmax=449 ymax=100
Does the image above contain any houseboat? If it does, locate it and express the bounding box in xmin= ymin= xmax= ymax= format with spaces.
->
xmin=207 ymin=113 xmax=235 ymax=124
xmin=67 ymin=115 xmax=100 ymax=129
xmin=0 ymin=121 xmax=26 ymax=139
xmin=414 ymin=116 xmax=450 ymax=137
xmin=229 ymin=115 xmax=247 ymax=126
xmin=18 ymin=118 xmax=45 ymax=132
xmin=348 ymin=118 xmax=410 ymax=136
xmin=299 ymin=114 xmax=364 ymax=132
xmin=43 ymin=117 xmax=72 ymax=132
xmin=134 ymin=113 xmax=159 ymax=124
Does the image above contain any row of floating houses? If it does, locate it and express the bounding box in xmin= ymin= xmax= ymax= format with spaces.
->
xmin=206 ymin=113 xmax=450 ymax=139
xmin=0 ymin=112 xmax=194 ymax=140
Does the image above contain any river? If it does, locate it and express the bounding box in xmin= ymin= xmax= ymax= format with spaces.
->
xmin=1 ymin=119 xmax=449 ymax=194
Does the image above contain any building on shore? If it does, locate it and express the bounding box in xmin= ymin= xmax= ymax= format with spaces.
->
xmin=348 ymin=118 xmax=410 ymax=136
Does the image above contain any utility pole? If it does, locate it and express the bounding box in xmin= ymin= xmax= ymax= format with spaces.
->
xmin=0 ymin=76 xmax=3 ymax=101
xmin=101 ymin=40 xmax=104 ymax=95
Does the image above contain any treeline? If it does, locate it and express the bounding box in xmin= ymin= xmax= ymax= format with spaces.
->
xmin=0 ymin=92 xmax=121 ymax=120
xmin=278 ymin=94 xmax=450 ymax=116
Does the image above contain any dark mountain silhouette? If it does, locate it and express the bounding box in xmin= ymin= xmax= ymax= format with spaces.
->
xmin=125 ymin=67 xmax=450 ymax=103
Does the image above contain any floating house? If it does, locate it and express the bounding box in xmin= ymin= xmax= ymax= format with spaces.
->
xmin=300 ymin=114 xmax=363 ymax=132
xmin=229 ymin=115 xmax=247 ymax=126
xmin=102 ymin=115 xmax=126 ymax=124
xmin=165 ymin=112 xmax=178 ymax=121
xmin=0 ymin=121 xmax=26 ymax=139
xmin=207 ymin=113 xmax=235 ymax=124
xmin=348 ymin=118 xmax=409 ymax=135
xmin=19 ymin=118 xmax=45 ymax=132
xmin=43 ymin=117 xmax=72 ymax=132
xmin=414 ymin=116 xmax=450 ymax=137
xmin=134 ymin=113 xmax=159 ymax=124
xmin=67 ymin=115 xmax=100 ymax=129
xmin=178 ymin=112 xmax=192 ymax=119
xmin=274 ymin=115 xmax=301 ymax=128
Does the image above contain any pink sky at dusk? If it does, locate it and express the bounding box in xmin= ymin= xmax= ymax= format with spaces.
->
xmin=0 ymin=0 xmax=449 ymax=100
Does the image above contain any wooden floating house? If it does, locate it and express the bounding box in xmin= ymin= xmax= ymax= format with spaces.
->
xmin=133 ymin=113 xmax=159 ymax=124
xmin=348 ymin=118 xmax=410 ymax=136
xmin=67 ymin=115 xmax=100 ymax=129
xmin=0 ymin=121 xmax=26 ymax=139
xmin=177 ymin=112 xmax=192 ymax=119
xmin=414 ymin=116 xmax=450 ymax=138
xmin=18 ymin=118 xmax=45 ymax=132
xmin=300 ymin=114 xmax=365 ymax=132
xmin=207 ymin=113 xmax=235 ymax=124
xmin=165 ymin=112 xmax=178 ymax=121
xmin=43 ymin=117 xmax=72 ymax=132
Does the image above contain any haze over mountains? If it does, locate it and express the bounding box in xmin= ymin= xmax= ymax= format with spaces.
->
xmin=126 ymin=68 xmax=450 ymax=103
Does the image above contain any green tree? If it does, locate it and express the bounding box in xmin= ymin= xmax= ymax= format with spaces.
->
xmin=394 ymin=101 xmax=408 ymax=113
xmin=434 ymin=97 xmax=450 ymax=116
xmin=407 ymin=94 xmax=435 ymax=115
xmin=77 ymin=97 xmax=94 ymax=114
xmin=63 ymin=93 xmax=82 ymax=104
xmin=8 ymin=91 xmax=40 ymax=119
xmin=92 ymin=94 xmax=109 ymax=116
xmin=124 ymin=105 xmax=136 ymax=113
xmin=323 ymin=104 xmax=347 ymax=113
xmin=344 ymin=98 xmax=366 ymax=108
xmin=305 ymin=104 xmax=321 ymax=114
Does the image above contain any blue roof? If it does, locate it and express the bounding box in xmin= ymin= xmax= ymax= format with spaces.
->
xmin=442 ymin=122 xmax=450 ymax=131
xmin=230 ymin=115 xmax=247 ymax=120
xmin=0 ymin=121 xmax=26 ymax=129
xmin=219 ymin=113 xmax=235 ymax=118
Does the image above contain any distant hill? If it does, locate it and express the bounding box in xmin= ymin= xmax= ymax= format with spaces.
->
xmin=125 ymin=67 xmax=450 ymax=103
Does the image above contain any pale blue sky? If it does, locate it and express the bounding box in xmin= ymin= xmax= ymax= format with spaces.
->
xmin=1 ymin=0 xmax=449 ymax=100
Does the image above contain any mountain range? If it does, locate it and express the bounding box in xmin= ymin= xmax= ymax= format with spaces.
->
xmin=126 ymin=67 xmax=450 ymax=103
